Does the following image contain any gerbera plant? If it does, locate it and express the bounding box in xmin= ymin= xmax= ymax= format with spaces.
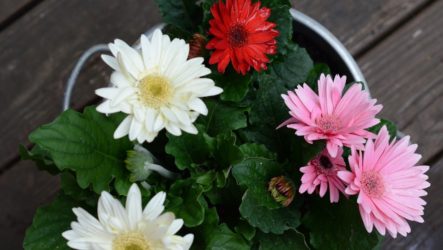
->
xmin=21 ymin=0 xmax=430 ymax=249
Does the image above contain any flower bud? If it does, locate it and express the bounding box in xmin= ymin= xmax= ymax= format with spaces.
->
xmin=188 ymin=33 xmax=207 ymax=59
xmin=268 ymin=176 xmax=295 ymax=207
xmin=125 ymin=145 xmax=177 ymax=182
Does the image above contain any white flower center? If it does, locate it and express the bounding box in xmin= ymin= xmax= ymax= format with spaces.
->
xmin=361 ymin=171 xmax=385 ymax=198
xmin=138 ymin=74 xmax=172 ymax=109
xmin=113 ymin=232 xmax=152 ymax=250
xmin=316 ymin=115 xmax=342 ymax=133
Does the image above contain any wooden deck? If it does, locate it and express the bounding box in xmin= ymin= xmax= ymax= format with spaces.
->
xmin=0 ymin=0 xmax=441 ymax=249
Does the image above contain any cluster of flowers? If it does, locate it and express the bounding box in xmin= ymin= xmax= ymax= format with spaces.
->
xmin=280 ymin=74 xmax=429 ymax=237
xmin=61 ymin=0 xmax=429 ymax=249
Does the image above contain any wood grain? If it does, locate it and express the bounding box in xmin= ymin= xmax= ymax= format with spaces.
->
xmin=0 ymin=161 xmax=60 ymax=250
xmin=293 ymin=0 xmax=431 ymax=55
xmin=0 ymin=0 xmax=161 ymax=169
xmin=0 ymin=0 xmax=37 ymax=25
xmin=382 ymin=158 xmax=443 ymax=249
xmin=359 ymin=0 xmax=443 ymax=163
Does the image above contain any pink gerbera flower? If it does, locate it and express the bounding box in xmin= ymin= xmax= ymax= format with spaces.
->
xmin=299 ymin=148 xmax=347 ymax=203
xmin=280 ymin=74 xmax=382 ymax=157
xmin=338 ymin=126 xmax=430 ymax=238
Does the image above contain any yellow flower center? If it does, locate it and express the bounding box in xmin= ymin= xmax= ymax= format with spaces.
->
xmin=361 ymin=171 xmax=385 ymax=198
xmin=138 ymin=74 xmax=172 ymax=109
xmin=113 ymin=232 xmax=152 ymax=250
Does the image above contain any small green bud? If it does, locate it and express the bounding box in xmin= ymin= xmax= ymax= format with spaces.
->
xmin=125 ymin=145 xmax=177 ymax=182
xmin=268 ymin=176 xmax=295 ymax=207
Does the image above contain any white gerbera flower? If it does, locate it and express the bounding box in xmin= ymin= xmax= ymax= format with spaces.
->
xmin=62 ymin=184 xmax=193 ymax=250
xmin=96 ymin=29 xmax=222 ymax=143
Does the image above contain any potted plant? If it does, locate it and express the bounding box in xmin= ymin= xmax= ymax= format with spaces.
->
xmin=22 ymin=1 xmax=429 ymax=249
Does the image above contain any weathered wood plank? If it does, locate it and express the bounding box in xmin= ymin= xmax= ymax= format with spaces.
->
xmin=0 ymin=0 xmax=36 ymax=26
xmin=359 ymin=0 xmax=443 ymax=163
xmin=0 ymin=0 xmax=161 ymax=169
xmin=293 ymin=0 xmax=431 ymax=55
xmin=0 ymin=161 xmax=59 ymax=250
xmin=382 ymin=157 xmax=443 ymax=249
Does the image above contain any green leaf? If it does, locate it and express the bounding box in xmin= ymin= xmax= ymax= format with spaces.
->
xmin=306 ymin=63 xmax=331 ymax=89
xmin=303 ymin=197 xmax=380 ymax=250
xmin=206 ymin=224 xmax=250 ymax=250
xmin=239 ymin=191 xmax=301 ymax=234
xmin=259 ymin=0 xmax=291 ymax=10
xmin=263 ymin=0 xmax=293 ymax=54
xmin=213 ymin=132 xmax=243 ymax=169
xmin=199 ymin=100 xmax=247 ymax=136
xmin=167 ymin=179 xmax=205 ymax=227
xmin=269 ymin=43 xmax=314 ymax=89
xmin=23 ymin=195 xmax=78 ymax=250
xmin=212 ymin=71 xmax=251 ymax=102
xmin=200 ymin=0 xmax=217 ymax=31
xmin=257 ymin=230 xmax=310 ymax=250
xmin=239 ymin=143 xmax=276 ymax=159
xmin=190 ymin=207 xmax=220 ymax=249
xmin=20 ymin=145 xmax=58 ymax=175
xmin=154 ymin=0 xmax=201 ymax=32
xmin=60 ymin=172 xmax=98 ymax=207
xmin=29 ymin=107 xmax=133 ymax=193
xmin=165 ymin=125 xmax=212 ymax=170
xmin=162 ymin=24 xmax=193 ymax=40
xmin=114 ymin=176 xmax=133 ymax=196
xmin=235 ymin=220 xmax=256 ymax=241
xmin=232 ymin=144 xmax=282 ymax=209
xmin=244 ymin=74 xmax=294 ymax=158
xmin=205 ymin=175 xmax=244 ymax=206
xmin=368 ymin=119 xmax=397 ymax=139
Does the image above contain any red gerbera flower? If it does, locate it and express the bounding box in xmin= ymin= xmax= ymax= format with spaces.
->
xmin=206 ymin=0 xmax=279 ymax=75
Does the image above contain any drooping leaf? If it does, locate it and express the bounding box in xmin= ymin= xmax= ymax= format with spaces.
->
xmin=239 ymin=191 xmax=301 ymax=234
xmin=269 ymin=43 xmax=314 ymax=89
xmin=29 ymin=107 xmax=133 ymax=193
xmin=23 ymin=195 xmax=79 ymax=250
xmin=154 ymin=0 xmax=201 ymax=32
xmin=199 ymin=100 xmax=247 ymax=136
xmin=256 ymin=230 xmax=310 ymax=250
xmin=303 ymin=197 xmax=380 ymax=250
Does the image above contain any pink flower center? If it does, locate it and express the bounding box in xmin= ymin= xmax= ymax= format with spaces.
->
xmin=319 ymin=155 xmax=333 ymax=169
xmin=311 ymin=155 xmax=335 ymax=175
xmin=317 ymin=115 xmax=342 ymax=133
xmin=361 ymin=171 xmax=385 ymax=198
xmin=228 ymin=24 xmax=248 ymax=48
